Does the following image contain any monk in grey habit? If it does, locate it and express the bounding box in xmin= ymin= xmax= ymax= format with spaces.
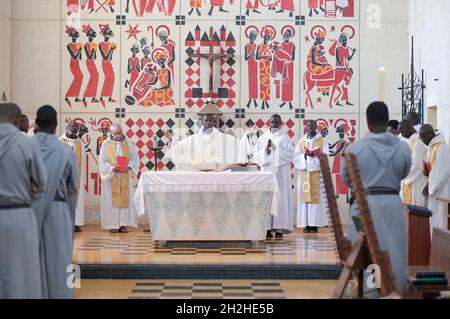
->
xmin=0 ymin=103 xmax=47 ymax=299
xmin=341 ymin=102 xmax=411 ymax=297
xmin=32 ymin=105 xmax=78 ymax=299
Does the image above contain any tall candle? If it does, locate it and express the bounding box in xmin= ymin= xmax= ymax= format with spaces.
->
xmin=378 ymin=66 xmax=386 ymax=102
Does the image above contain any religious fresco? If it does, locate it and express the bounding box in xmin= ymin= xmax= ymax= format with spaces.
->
xmin=300 ymin=0 xmax=358 ymax=19
xmin=60 ymin=0 xmax=363 ymax=213
xmin=181 ymin=1 xmax=240 ymax=18
xmin=122 ymin=22 xmax=179 ymax=111
xmin=62 ymin=114 xmax=114 ymax=203
xmin=122 ymin=113 xmax=178 ymax=172
xmin=241 ymin=23 xmax=300 ymax=113
xmin=300 ymin=22 xmax=359 ymax=112
xmin=302 ymin=116 xmax=358 ymax=196
xmin=123 ymin=0 xmax=179 ymax=18
xmin=241 ymin=0 xmax=300 ymax=19
xmin=182 ymin=23 xmax=239 ymax=112
xmin=65 ymin=0 xmax=119 ymax=21
xmin=62 ymin=22 xmax=121 ymax=112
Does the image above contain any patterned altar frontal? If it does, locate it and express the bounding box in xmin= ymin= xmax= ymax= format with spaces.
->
xmin=61 ymin=0 xmax=361 ymax=219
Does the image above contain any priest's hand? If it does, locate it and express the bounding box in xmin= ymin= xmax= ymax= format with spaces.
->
xmin=422 ymin=184 xmax=429 ymax=197
xmin=163 ymin=129 xmax=173 ymax=141
xmin=30 ymin=179 xmax=38 ymax=193
xmin=245 ymin=125 xmax=257 ymax=137
xmin=266 ymin=139 xmax=272 ymax=156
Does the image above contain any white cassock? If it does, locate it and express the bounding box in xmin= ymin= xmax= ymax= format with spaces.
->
xmin=166 ymin=127 xmax=240 ymax=170
xmin=401 ymin=133 xmax=427 ymax=207
xmin=99 ymin=137 xmax=141 ymax=229
xmin=425 ymin=134 xmax=450 ymax=232
xmin=60 ymin=134 xmax=86 ymax=226
xmin=295 ymin=133 xmax=329 ymax=228
xmin=241 ymin=128 xmax=295 ymax=232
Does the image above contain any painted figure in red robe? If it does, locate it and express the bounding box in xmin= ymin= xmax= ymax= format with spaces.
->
xmin=140 ymin=50 xmax=175 ymax=107
xmin=125 ymin=44 xmax=141 ymax=91
xmin=329 ymin=31 xmax=356 ymax=106
xmin=244 ymin=26 xmax=259 ymax=109
xmin=96 ymin=120 xmax=112 ymax=156
xmin=245 ymin=0 xmax=260 ymax=15
xmin=82 ymin=25 xmax=100 ymax=107
xmin=306 ymin=27 xmax=333 ymax=95
xmin=125 ymin=64 xmax=158 ymax=106
xmin=329 ymin=121 xmax=351 ymax=195
xmin=208 ymin=0 xmax=233 ymax=16
xmin=157 ymin=28 xmax=176 ymax=77
xmin=189 ymin=0 xmax=202 ymax=16
xmin=65 ymin=26 xmax=83 ymax=108
xmin=308 ymin=0 xmax=325 ymax=17
xmin=276 ymin=0 xmax=295 ymax=17
xmin=126 ymin=0 xmax=176 ymax=16
xmin=279 ymin=26 xmax=295 ymax=110
xmin=256 ymin=26 xmax=276 ymax=110
xmin=141 ymin=46 xmax=152 ymax=70
xmin=99 ymin=24 xmax=117 ymax=107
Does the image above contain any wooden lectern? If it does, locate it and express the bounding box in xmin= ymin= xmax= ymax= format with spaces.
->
xmin=406 ymin=205 xmax=432 ymax=266
xmin=436 ymin=198 xmax=450 ymax=231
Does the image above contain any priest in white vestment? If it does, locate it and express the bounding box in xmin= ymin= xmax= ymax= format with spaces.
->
xmin=420 ymin=125 xmax=450 ymax=232
xmin=60 ymin=122 xmax=86 ymax=232
xmin=241 ymin=114 xmax=295 ymax=239
xmin=165 ymin=104 xmax=240 ymax=170
xmin=99 ymin=123 xmax=141 ymax=233
xmin=398 ymin=120 xmax=427 ymax=207
xmin=295 ymin=120 xmax=329 ymax=233
xmin=404 ymin=111 xmax=422 ymax=133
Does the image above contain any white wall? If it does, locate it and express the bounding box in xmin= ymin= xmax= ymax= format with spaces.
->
xmin=0 ymin=0 xmax=12 ymax=100
xmin=359 ymin=0 xmax=409 ymax=135
xmin=11 ymin=0 xmax=61 ymax=117
xmin=410 ymin=0 xmax=450 ymax=144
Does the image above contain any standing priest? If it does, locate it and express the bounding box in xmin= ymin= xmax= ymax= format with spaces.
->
xmin=60 ymin=122 xmax=85 ymax=233
xmin=99 ymin=123 xmax=141 ymax=233
xmin=241 ymin=114 xmax=295 ymax=239
xmin=165 ymin=102 xmax=240 ymax=170
xmin=295 ymin=120 xmax=329 ymax=233
xmin=398 ymin=120 xmax=427 ymax=207
xmin=420 ymin=124 xmax=450 ymax=231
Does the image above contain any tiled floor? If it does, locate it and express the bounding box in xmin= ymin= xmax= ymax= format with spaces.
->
xmin=75 ymin=279 xmax=337 ymax=299
xmin=73 ymin=227 xmax=339 ymax=265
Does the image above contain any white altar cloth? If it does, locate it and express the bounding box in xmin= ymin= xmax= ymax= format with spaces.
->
xmin=134 ymin=171 xmax=279 ymax=241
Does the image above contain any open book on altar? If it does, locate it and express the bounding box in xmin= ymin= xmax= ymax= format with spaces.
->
xmin=214 ymin=163 xmax=260 ymax=172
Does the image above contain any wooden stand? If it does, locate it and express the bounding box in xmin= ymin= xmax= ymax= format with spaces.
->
xmin=319 ymin=154 xmax=352 ymax=261
xmin=406 ymin=205 xmax=432 ymax=266
xmin=331 ymin=154 xmax=400 ymax=299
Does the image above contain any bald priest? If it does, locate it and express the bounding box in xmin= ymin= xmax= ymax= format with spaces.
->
xmin=164 ymin=102 xmax=242 ymax=170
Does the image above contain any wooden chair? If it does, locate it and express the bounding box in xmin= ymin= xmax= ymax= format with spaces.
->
xmin=331 ymin=153 xmax=400 ymax=298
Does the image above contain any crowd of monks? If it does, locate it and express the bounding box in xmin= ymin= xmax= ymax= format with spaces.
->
xmin=0 ymin=100 xmax=449 ymax=299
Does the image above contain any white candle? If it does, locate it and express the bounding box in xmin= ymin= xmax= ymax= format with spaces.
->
xmin=378 ymin=66 xmax=386 ymax=102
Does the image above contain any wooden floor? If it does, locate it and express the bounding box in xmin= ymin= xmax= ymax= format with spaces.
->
xmin=73 ymin=227 xmax=339 ymax=265
xmin=75 ymin=279 xmax=337 ymax=299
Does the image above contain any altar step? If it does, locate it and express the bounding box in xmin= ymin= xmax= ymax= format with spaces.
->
xmin=80 ymin=263 xmax=342 ymax=280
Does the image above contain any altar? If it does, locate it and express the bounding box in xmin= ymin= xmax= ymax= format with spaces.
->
xmin=134 ymin=171 xmax=279 ymax=242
